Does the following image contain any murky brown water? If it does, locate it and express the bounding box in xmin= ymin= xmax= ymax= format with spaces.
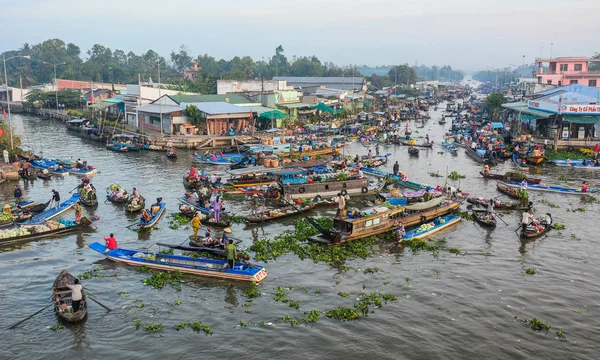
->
xmin=0 ymin=110 xmax=598 ymax=359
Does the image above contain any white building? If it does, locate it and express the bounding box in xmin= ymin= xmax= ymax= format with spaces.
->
xmin=217 ymin=80 xmax=290 ymax=95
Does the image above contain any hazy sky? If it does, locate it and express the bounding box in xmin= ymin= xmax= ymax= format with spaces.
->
xmin=2 ymin=0 xmax=599 ymax=71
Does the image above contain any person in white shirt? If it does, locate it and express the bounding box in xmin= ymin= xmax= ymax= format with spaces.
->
xmin=210 ymin=174 xmax=218 ymax=184
xmin=67 ymin=279 xmax=84 ymax=314
xmin=522 ymin=211 xmax=534 ymax=226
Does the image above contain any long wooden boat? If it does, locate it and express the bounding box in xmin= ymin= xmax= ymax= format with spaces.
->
xmin=23 ymin=194 xmax=80 ymax=224
xmin=0 ymin=216 xmax=97 ymax=246
xmin=569 ymin=161 xmax=600 ymax=170
xmin=496 ymin=183 xmax=522 ymax=199
xmin=126 ymin=196 xmax=146 ymax=213
xmin=166 ymin=151 xmax=177 ymax=159
xmin=408 ymin=147 xmax=419 ymax=156
xmin=521 ymin=214 xmax=552 ymax=239
xmin=138 ymin=202 xmax=166 ymax=229
xmin=36 ymin=170 xmax=53 ymax=180
xmin=89 ymin=242 xmax=268 ymax=283
xmin=50 ymin=168 xmax=71 ymax=177
xmin=513 ymin=154 xmax=529 ymax=171
xmin=278 ymin=146 xmax=341 ymax=159
xmin=401 ymin=215 xmax=462 ymax=240
xmin=308 ymin=197 xmax=460 ymax=244
xmin=178 ymin=203 xmax=232 ymax=227
xmin=479 ymin=171 xmax=541 ymax=184
xmin=527 ymin=154 xmax=544 ymax=165
xmin=464 ymin=145 xmax=497 ymax=166
xmin=106 ymin=184 xmax=129 ymax=203
xmin=52 ymin=270 xmax=88 ymax=322
xmin=399 ymin=140 xmax=433 ymax=148
xmin=78 ymin=189 xmax=98 ymax=207
xmin=158 ymin=242 xmax=226 ymax=258
xmin=244 ymin=203 xmax=316 ymax=223
xmin=279 ymin=176 xmax=381 ymax=200
xmin=467 ymin=197 xmax=531 ymax=210
xmin=361 ymin=167 xmax=426 ymax=190
xmin=472 ymin=208 xmax=496 ymax=227
xmin=69 ymin=168 xmax=98 ymax=177
xmin=8 ymin=200 xmax=36 ymax=212
xmin=550 ymin=159 xmax=585 ymax=167
xmin=503 ymin=181 xmax=597 ymax=195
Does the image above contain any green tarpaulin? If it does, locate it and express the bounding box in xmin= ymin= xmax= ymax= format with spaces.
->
xmin=563 ymin=116 xmax=600 ymax=124
xmin=310 ymin=102 xmax=336 ymax=114
xmin=258 ymin=110 xmax=290 ymax=120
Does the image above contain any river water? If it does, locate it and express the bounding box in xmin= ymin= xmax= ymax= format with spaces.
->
xmin=0 ymin=110 xmax=598 ymax=359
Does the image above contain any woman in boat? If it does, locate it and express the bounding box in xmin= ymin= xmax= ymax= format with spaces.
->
xmin=220 ymin=228 xmax=232 ymax=249
xmin=423 ymin=188 xmax=434 ymax=202
xmin=486 ymin=199 xmax=495 ymax=217
xmin=74 ymin=202 xmax=82 ymax=222
xmin=212 ymin=196 xmax=223 ymax=223
xmin=150 ymin=198 xmax=162 ymax=216
xmin=141 ymin=210 xmax=151 ymax=223
xmin=66 ymin=278 xmax=83 ymax=315
xmin=582 ymin=181 xmax=589 ymax=192
xmin=191 ymin=212 xmax=201 ymax=239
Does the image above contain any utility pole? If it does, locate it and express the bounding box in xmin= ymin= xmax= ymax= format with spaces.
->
xmin=156 ymin=59 xmax=164 ymax=136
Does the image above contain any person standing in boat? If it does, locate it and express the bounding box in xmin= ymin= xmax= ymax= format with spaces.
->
xmin=226 ymin=239 xmax=237 ymax=270
xmin=191 ymin=212 xmax=201 ymax=239
xmin=582 ymin=181 xmax=589 ymax=192
xmin=486 ymin=199 xmax=495 ymax=217
xmin=519 ymin=187 xmax=529 ymax=208
xmin=212 ymin=196 xmax=223 ymax=223
xmin=51 ymin=189 xmax=60 ymax=208
xmin=13 ymin=185 xmax=23 ymax=204
xmin=483 ymin=164 xmax=491 ymax=176
xmin=336 ymin=192 xmax=346 ymax=218
xmin=393 ymin=161 xmax=400 ymax=176
xmin=425 ymin=134 xmax=430 ymax=145
xmin=74 ymin=202 xmax=82 ymax=222
xmin=66 ymin=279 xmax=83 ymax=315
xmin=221 ymin=228 xmax=232 ymax=249
xmin=409 ymin=137 xmax=415 ymax=149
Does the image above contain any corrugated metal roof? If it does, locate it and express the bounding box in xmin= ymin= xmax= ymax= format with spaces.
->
xmin=245 ymin=105 xmax=274 ymax=115
xmin=277 ymin=102 xmax=311 ymax=109
xmin=181 ymin=101 xmax=250 ymax=115
xmin=274 ymin=76 xmax=364 ymax=84
xmin=135 ymin=104 xmax=182 ymax=114
xmin=501 ymin=102 xmax=552 ymax=117
xmin=170 ymin=94 xmax=252 ymax=104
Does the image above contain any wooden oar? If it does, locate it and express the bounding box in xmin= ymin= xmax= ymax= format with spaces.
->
xmin=87 ymin=295 xmax=114 ymax=311
xmin=68 ymin=186 xmax=79 ymax=194
xmin=7 ymin=303 xmax=52 ymax=329
xmin=493 ymin=212 xmax=509 ymax=226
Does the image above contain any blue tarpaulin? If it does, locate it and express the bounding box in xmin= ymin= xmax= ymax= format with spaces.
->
xmin=491 ymin=122 xmax=504 ymax=129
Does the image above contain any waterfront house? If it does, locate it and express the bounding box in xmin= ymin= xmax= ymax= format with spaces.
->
xmin=535 ymin=57 xmax=600 ymax=88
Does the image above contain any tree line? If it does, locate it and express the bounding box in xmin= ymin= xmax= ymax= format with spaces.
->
xmin=2 ymin=38 xmax=464 ymax=95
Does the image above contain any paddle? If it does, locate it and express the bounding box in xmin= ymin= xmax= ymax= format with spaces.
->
xmin=493 ymin=212 xmax=509 ymax=226
xmin=68 ymin=186 xmax=79 ymax=194
xmin=7 ymin=303 xmax=53 ymax=329
xmin=87 ymin=295 xmax=114 ymax=312
xmin=126 ymin=222 xmax=140 ymax=229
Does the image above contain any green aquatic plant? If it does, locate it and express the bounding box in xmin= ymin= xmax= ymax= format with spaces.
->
xmin=141 ymin=270 xmax=184 ymax=289
xmin=304 ymin=310 xmax=321 ymax=323
xmin=525 ymin=268 xmax=536 ymax=275
xmin=556 ymin=330 xmax=567 ymax=340
xmin=50 ymin=323 xmax=64 ymax=331
xmin=77 ymin=268 xmax=104 ymax=280
xmin=133 ymin=319 xmax=141 ymax=329
xmin=167 ymin=213 xmax=190 ymax=230
xmin=189 ymin=321 xmax=203 ymax=332
xmin=518 ymin=317 xmax=551 ymax=332
xmin=570 ymin=208 xmax=585 ymax=212
xmin=243 ymin=281 xmax=260 ymax=299
xmin=540 ymin=199 xmax=560 ymax=208
xmin=448 ymin=171 xmax=466 ymax=180
xmin=117 ymin=291 xmax=128 ymax=296
xmin=202 ymin=325 xmax=213 ymax=335
xmin=582 ymin=195 xmax=598 ymax=204
xmin=363 ymin=267 xmax=380 ymax=274
xmin=224 ymin=214 xmax=245 ymax=224
xmin=175 ymin=322 xmax=187 ymax=331
xmin=326 ymin=306 xmax=361 ymax=321
xmin=338 ymin=292 xmax=350 ymax=298
xmin=159 ymin=248 xmax=174 ymax=255
xmin=457 ymin=211 xmax=475 ymax=221
xmin=428 ymin=171 xmax=442 ymax=178
xmin=144 ymin=323 xmax=164 ymax=333
xmin=552 ymin=223 xmax=566 ymax=230
xmin=240 ymin=320 xmax=248 ymax=327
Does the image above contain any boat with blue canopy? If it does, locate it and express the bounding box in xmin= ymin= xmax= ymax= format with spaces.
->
xmin=503 ymin=181 xmax=597 ymax=195
xmin=88 ymin=242 xmax=267 ymax=283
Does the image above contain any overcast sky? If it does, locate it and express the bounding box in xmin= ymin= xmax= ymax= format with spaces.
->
xmin=2 ymin=0 xmax=598 ymax=71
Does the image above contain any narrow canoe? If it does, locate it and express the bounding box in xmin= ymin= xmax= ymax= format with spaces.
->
xmin=479 ymin=171 xmax=541 ymax=184
xmin=472 ymin=208 xmax=496 ymax=227
xmin=126 ymin=196 xmax=146 ymax=213
xmin=0 ymin=216 xmax=97 ymax=246
xmin=23 ymin=194 xmax=80 ymax=224
xmin=521 ymin=214 xmax=553 ymax=239
xmin=69 ymin=168 xmax=98 ymax=177
xmin=52 ymin=270 xmax=88 ymax=323
xmin=361 ymin=167 xmax=426 ymax=190
xmin=401 ymin=215 xmax=461 ymax=240
xmin=89 ymin=242 xmax=268 ymax=283
xmin=503 ymin=181 xmax=597 ymax=195
xmin=138 ymin=203 xmax=166 ymax=228
xmin=467 ymin=197 xmax=531 ymax=211
xmin=399 ymin=140 xmax=433 ymax=148
xmin=178 ymin=203 xmax=232 ymax=227
xmin=513 ymin=154 xmax=529 ymax=171
xmin=496 ymin=183 xmax=522 ymax=199
xmin=244 ymin=203 xmax=316 ymax=223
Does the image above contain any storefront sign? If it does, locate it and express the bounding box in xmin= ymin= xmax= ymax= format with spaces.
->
xmin=561 ymin=104 xmax=600 ymax=115
xmin=527 ymin=100 xmax=557 ymax=113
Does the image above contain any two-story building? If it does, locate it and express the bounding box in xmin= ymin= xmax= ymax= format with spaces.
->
xmin=535 ymin=57 xmax=600 ymax=88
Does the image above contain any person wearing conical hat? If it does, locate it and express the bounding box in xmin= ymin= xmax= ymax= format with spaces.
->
xmin=220 ymin=228 xmax=232 ymax=249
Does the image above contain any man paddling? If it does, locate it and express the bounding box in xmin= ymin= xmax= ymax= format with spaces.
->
xmin=51 ymin=190 xmax=60 ymax=209
xmin=393 ymin=161 xmax=399 ymax=176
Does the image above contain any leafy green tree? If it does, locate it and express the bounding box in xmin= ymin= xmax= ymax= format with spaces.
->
xmin=170 ymin=45 xmax=192 ymax=72
xmin=483 ymin=93 xmax=508 ymax=120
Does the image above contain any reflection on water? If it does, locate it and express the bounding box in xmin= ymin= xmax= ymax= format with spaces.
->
xmin=0 ymin=112 xmax=598 ymax=359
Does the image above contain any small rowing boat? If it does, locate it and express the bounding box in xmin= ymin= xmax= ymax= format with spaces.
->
xmin=399 ymin=140 xmax=433 ymax=148
xmin=36 ymin=170 xmax=52 ymax=180
xmin=401 ymin=215 xmax=461 ymax=240
xmin=78 ymin=188 xmax=98 ymax=207
xmin=23 ymin=194 xmax=80 ymax=224
xmin=472 ymin=207 xmax=496 ymax=227
xmin=244 ymin=203 xmax=316 ymax=223
xmin=126 ymin=196 xmax=145 ymax=213
xmin=138 ymin=202 xmax=166 ymax=229
xmin=52 ymin=270 xmax=88 ymax=323
xmin=521 ymin=213 xmax=552 ymax=239
xmin=503 ymin=181 xmax=597 ymax=195
xmin=408 ymin=147 xmax=419 ymax=156
xmin=496 ymin=183 xmax=522 ymax=199
xmin=513 ymin=154 xmax=529 ymax=171
xmin=159 ymin=241 xmax=226 ymax=258
xmin=361 ymin=167 xmax=427 ymax=190
xmin=178 ymin=203 xmax=232 ymax=227
xmin=69 ymin=168 xmax=98 ymax=177
xmin=106 ymin=184 xmax=129 ymax=204
xmin=89 ymin=242 xmax=268 ymax=283
xmin=479 ymin=171 xmax=541 ymax=184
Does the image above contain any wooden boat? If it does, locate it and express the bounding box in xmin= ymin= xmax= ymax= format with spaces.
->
xmin=308 ymin=197 xmax=460 ymax=244
xmin=52 ymin=270 xmax=88 ymax=323
xmin=496 ymin=183 xmax=522 ymax=199
xmin=361 ymin=167 xmax=426 ymax=190
xmin=166 ymin=151 xmax=177 ymax=159
xmin=29 ymin=200 xmax=51 ymax=214
xmin=89 ymin=242 xmax=268 ymax=283
xmin=479 ymin=171 xmax=541 ymax=184
xmin=19 ymin=170 xmax=37 ymax=181
xmin=438 ymin=118 xmax=446 ymax=125
xmin=126 ymin=196 xmax=145 ymax=213
xmin=36 ymin=170 xmax=53 ymax=180
xmin=467 ymin=197 xmax=531 ymax=210
xmin=244 ymin=203 xmax=316 ymax=223
xmin=503 ymin=181 xmax=597 ymax=195
xmin=408 ymin=147 xmax=419 ymax=156
xmin=521 ymin=214 xmax=552 ymax=239
xmin=527 ymin=155 xmax=544 ymax=165
xmin=472 ymin=207 xmax=496 ymax=227
xmin=23 ymin=194 xmax=80 ymax=224
xmin=464 ymin=145 xmax=497 ymax=166
xmin=227 ymin=168 xmax=276 ymax=188
xmin=159 ymin=241 xmax=226 ymax=258
xmin=178 ymin=203 xmax=232 ymax=227
xmin=513 ymin=154 xmax=529 ymax=171
xmin=0 ymin=216 xmax=97 ymax=246
xmin=8 ymin=200 xmax=35 ymax=212
xmin=106 ymin=184 xmax=129 ymax=203
xmin=550 ymin=159 xmax=584 ymax=167
xmin=399 ymin=140 xmax=433 ymax=148
xmin=138 ymin=202 xmax=166 ymax=229
xmin=569 ymin=161 xmax=600 ymax=170
xmin=50 ymin=168 xmax=70 ymax=177
xmin=69 ymin=168 xmax=98 ymax=177
xmin=279 ymin=176 xmax=381 ymax=200
xmin=278 ymin=146 xmax=341 ymax=159
xmin=78 ymin=188 xmax=98 ymax=207
xmin=401 ymin=215 xmax=462 ymax=240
